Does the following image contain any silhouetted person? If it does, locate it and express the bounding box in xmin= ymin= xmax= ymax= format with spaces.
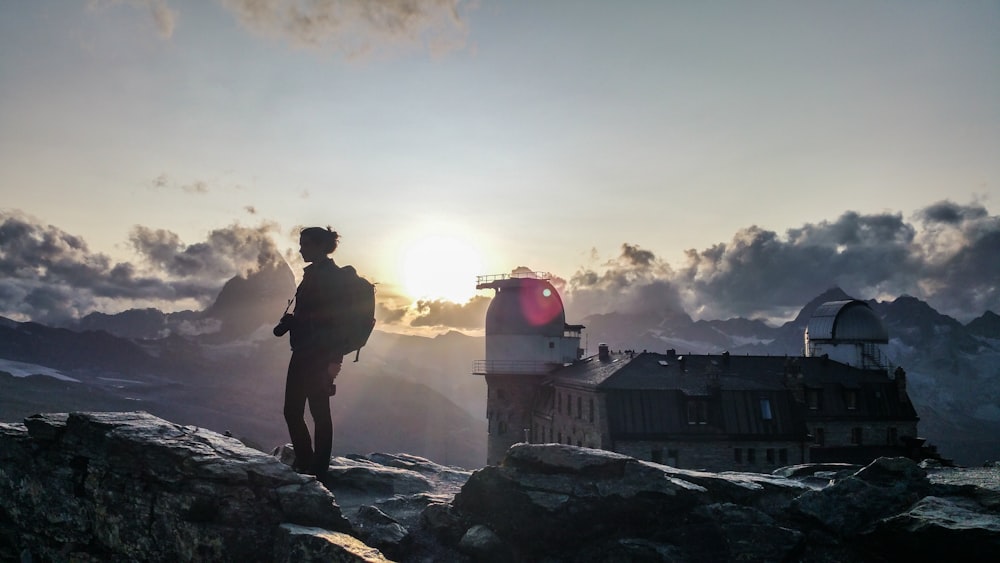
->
xmin=274 ymin=227 xmax=346 ymax=479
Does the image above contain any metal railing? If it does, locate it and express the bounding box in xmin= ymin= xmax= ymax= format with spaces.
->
xmin=476 ymin=271 xmax=552 ymax=285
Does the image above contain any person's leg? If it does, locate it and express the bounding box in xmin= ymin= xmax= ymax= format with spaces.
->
xmin=308 ymin=386 xmax=333 ymax=477
xmin=283 ymin=353 xmax=314 ymax=472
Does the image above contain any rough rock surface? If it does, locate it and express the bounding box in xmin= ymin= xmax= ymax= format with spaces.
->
xmin=2 ymin=412 xmax=999 ymax=562
xmin=0 ymin=412 xmax=358 ymax=562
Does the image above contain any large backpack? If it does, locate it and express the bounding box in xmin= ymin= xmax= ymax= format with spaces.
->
xmin=338 ymin=265 xmax=376 ymax=361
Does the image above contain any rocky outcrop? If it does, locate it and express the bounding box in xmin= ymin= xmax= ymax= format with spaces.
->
xmin=443 ymin=444 xmax=999 ymax=562
xmin=0 ymin=412 xmax=359 ymax=562
xmin=2 ymin=412 xmax=998 ymax=562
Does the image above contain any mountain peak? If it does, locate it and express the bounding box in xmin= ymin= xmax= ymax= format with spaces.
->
xmin=201 ymin=258 xmax=297 ymax=340
xmin=788 ymin=287 xmax=853 ymax=326
xmin=967 ymin=310 xmax=1000 ymax=339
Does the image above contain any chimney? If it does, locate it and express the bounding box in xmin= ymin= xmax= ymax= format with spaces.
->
xmin=895 ymin=366 xmax=908 ymax=403
xmin=598 ymin=343 xmax=610 ymax=361
xmin=666 ymin=349 xmax=677 ymax=359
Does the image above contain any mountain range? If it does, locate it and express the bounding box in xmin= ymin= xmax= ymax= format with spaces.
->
xmin=1 ymin=263 xmax=998 ymax=468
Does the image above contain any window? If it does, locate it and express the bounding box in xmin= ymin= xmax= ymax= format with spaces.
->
xmin=815 ymin=427 xmax=825 ymax=446
xmin=845 ymin=390 xmax=858 ymax=410
xmin=557 ymin=432 xmax=562 ymax=443
xmin=577 ymin=396 xmax=582 ymax=419
xmin=779 ymin=448 xmax=788 ymax=464
xmin=498 ymin=421 xmax=507 ymax=435
xmin=806 ymin=389 xmax=822 ymax=410
xmin=687 ymin=400 xmax=709 ymax=425
xmin=548 ymin=341 xmax=555 ymax=349
xmin=734 ymin=448 xmax=743 ymax=463
xmin=766 ymin=448 xmax=775 ymax=463
xmin=887 ymin=427 xmax=898 ymax=445
xmin=589 ymin=399 xmax=595 ymax=422
xmin=747 ymin=448 xmax=756 ymax=464
xmin=651 ymin=448 xmax=663 ymax=463
xmin=760 ymin=398 xmax=773 ymax=420
xmin=557 ymin=392 xmax=562 ymax=414
xmin=851 ymin=427 xmax=863 ymax=445
xmin=567 ymin=394 xmax=572 ymax=417
xmin=496 ymin=388 xmax=506 ymax=400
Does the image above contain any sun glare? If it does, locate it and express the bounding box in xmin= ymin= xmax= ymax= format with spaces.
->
xmin=399 ymin=233 xmax=484 ymax=303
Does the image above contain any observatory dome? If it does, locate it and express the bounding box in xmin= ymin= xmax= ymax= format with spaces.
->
xmin=484 ymin=277 xmax=566 ymax=337
xmin=806 ymin=300 xmax=888 ymax=343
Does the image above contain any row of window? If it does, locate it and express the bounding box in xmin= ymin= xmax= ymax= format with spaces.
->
xmin=686 ymin=398 xmax=775 ymax=425
xmin=806 ymin=388 xmax=859 ymax=411
xmin=813 ymin=426 xmax=899 ymax=446
xmin=734 ymin=447 xmax=789 ymax=465
xmin=533 ymin=425 xmax=587 ymax=448
xmin=556 ymin=391 xmax=595 ymax=422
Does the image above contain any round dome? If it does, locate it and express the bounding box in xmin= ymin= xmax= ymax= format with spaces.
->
xmin=484 ymin=278 xmax=565 ymax=337
xmin=806 ymin=300 xmax=888 ymax=343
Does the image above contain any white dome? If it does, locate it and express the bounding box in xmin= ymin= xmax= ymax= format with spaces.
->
xmin=806 ymin=300 xmax=888 ymax=343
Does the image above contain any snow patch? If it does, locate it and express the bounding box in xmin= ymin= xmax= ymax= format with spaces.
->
xmin=0 ymin=359 xmax=79 ymax=382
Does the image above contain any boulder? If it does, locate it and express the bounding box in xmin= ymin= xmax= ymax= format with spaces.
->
xmin=791 ymin=457 xmax=930 ymax=536
xmin=0 ymin=411 xmax=357 ymax=562
xmin=451 ymin=443 xmax=811 ymax=561
xmin=863 ymin=495 xmax=1000 ymax=562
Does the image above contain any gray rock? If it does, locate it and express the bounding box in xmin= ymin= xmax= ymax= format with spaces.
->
xmin=354 ymin=505 xmax=410 ymax=559
xmin=452 ymin=443 xmax=810 ymax=560
xmin=274 ymin=524 xmax=392 ymax=562
xmin=863 ymin=495 xmax=1000 ymax=562
xmin=457 ymin=524 xmax=512 ymax=562
xmin=792 ymin=457 xmax=930 ymax=537
xmin=0 ymin=411 xmax=353 ymax=562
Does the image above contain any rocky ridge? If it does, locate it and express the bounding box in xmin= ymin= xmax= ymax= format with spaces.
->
xmin=1 ymin=412 xmax=998 ymax=562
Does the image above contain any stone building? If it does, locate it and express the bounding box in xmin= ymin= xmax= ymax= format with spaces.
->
xmin=474 ymin=273 xmax=923 ymax=470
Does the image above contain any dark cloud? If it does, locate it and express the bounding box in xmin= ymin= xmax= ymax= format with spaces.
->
xmin=0 ymin=211 xmax=282 ymax=324
xmin=377 ymin=302 xmax=407 ymax=324
xmin=562 ymin=202 xmax=1000 ymax=324
xmin=918 ymin=200 xmax=989 ymax=225
xmin=565 ymin=243 xmax=683 ymax=317
xmin=219 ymin=0 xmax=469 ymax=57
xmin=410 ymin=296 xmax=490 ymax=329
xmin=4 ymin=200 xmax=997 ymax=330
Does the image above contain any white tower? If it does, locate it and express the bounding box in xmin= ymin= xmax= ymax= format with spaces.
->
xmin=804 ymin=300 xmax=890 ymax=370
xmin=474 ymin=272 xmax=583 ymax=465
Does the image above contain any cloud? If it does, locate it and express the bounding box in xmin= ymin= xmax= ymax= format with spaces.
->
xmin=150 ymin=174 xmax=210 ymax=194
xmin=410 ymin=295 xmax=490 ymax=329
xmin=565 ymin=243 xmax=684 ymax=318
xmin=4 ymin=200 xmax=997 ymax=330
xmin=561 ymin=201 xmax=1000 ymax=324
xmin=376 ymin=302 xmax=408 ymax=324
xmin=218 ymin=0 xmax=470 ymax=58
xmin=0 ymin=211 xmax=282 ymax=324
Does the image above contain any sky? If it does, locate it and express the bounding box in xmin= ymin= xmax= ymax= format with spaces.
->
xmin=1 ymin=0 xmax=998 ymax=334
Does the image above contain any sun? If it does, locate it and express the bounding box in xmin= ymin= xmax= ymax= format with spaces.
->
xmin=399 ymin=234 xmax=484 ymax=303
